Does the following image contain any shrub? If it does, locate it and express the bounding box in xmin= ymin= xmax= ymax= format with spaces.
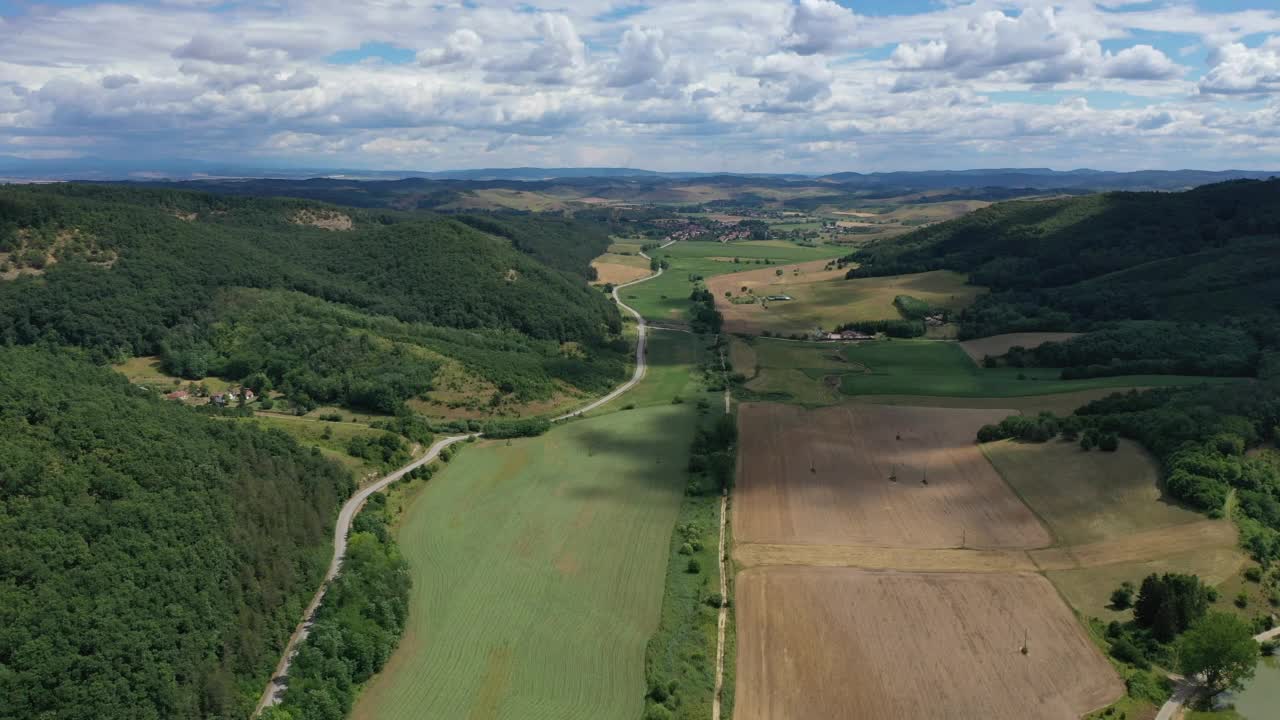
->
xmin=686 ymin=559 xmax=701 ymax=574
xmin=678 ymin=542 xmax=694 ymax=556
xmin=1244 ymin=566 xmax=1263 ymax=582
xmin=1109 ymin=636 xmax=1151 ymax=670
xmin=1235 ymin=592 xmax=1248 ymax=608
xmin=1111 ymin=582 xmax=1135 ymax=610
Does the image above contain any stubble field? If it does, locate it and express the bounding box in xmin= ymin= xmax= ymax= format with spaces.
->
xmin=734 ymin=567 xmax=1123 ymax=720
xmin=709 ymin=267 xmax=981 ymax=335
xmin=734 ymin=402 xmax=1050 ymax=549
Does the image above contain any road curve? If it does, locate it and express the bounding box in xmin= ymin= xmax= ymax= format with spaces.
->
xmin=254 ymin=240 xmax=674 ymax=714
xmin=1154 ymin=624 xmax=1279 ymax=720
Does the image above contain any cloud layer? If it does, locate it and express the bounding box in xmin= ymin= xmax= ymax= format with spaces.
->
xmin=2 ymin=0 xmax=1279 ymax=172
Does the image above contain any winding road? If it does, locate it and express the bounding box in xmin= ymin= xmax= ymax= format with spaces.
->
xmin=254 ymin=240 xmax=675 ymax=714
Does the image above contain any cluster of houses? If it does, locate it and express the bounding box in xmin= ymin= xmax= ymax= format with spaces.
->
xmin=818 ymin=329 xmax=876 ymax=342
xmin=164 ymin=386 xmax=257 ymax=406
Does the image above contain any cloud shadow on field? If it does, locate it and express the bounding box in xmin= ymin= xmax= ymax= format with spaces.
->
xmin=557 ymin=408 xmax=700 ymax=500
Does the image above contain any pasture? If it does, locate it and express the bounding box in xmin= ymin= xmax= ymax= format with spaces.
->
xmin=983 ymin=438 xmax=1204 ymax=546
xmin=959 ymin=332 xmax=1082 ymax=364
xmin=351 ymin=404 xmax=697 ymax=720
xmin=734 ymin=402 xmax=1050 ymax=549
xmin=983 ymin=438 xmax=1244 ymax=619
xmin=734 ymin=567 xmax=1123 ymax=720
xmin=710 ymin=268 xmax=981 ymax=335
xmin=621 ymin=241 xmax=844 ymax=323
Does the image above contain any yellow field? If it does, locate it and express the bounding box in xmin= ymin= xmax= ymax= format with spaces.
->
xmin=591 ymin=253 xmax=652 ymax=285
xmin=710 ymin=266 xmax=983 ymax=335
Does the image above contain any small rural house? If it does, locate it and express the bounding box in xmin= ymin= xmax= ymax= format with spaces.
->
xmin=165 ymin=389 xmax=189 ymax=401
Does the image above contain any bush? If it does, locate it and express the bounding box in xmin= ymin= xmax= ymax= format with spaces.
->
xmin=1262 ymin=640 xmax=1278 ymax=657
xmin=1099 ymin=432 xmax=1120 ymax=452
xmin=1244 ymin=566 xmax=1263 ymax=582
xmin=1235 ymin=592 xmax=1249 ymax=608
xmin=706 ymin=593 xmax=726 ymax=608
xmin=1111 ymin=582 xmax=1135 ymax=610
xmin=1109 ymin=636 xmax=1151 ymax=670
xmin=686 ymin=559 xmax=701 ymax=574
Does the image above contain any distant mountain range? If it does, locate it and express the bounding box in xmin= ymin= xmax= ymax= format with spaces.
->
xmin=0 ymin=155 xmax=1274 ymax=191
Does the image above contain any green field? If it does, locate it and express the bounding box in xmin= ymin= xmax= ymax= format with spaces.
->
xmin=352 ymin=404 xmax=699 ymax=720
xmin=836 ymin=339 xmax=1245 ymax=398
xmin=983 ymin=439 xmax=1204 ymax=546
xmin=731 ymin=337 xmax=1240 ymax=404
xmin=622 ymin=241 xmax=845 ymax=322
xmin=598 ymin=329 xmax=716 ymax=412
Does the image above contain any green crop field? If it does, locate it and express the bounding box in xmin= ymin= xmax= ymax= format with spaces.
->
xmin=730 ymin=337 xmax=1239 ymax=405
xmin=597 ymin=329 xmax=716 ymax=412
xmin=352 ymin=403 xmax=699 ymax=720
xmin=622 ymin=241 xmax=844 ymax=322
xmin=836 ymin=339 xmax=1246 ymax=398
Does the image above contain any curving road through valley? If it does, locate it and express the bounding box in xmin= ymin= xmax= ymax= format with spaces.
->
xmin=254 ymin=239 xmax=675 ymax=714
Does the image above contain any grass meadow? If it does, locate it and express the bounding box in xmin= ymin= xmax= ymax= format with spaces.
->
xmin=621 ymin=241 xmax=845 ymax=323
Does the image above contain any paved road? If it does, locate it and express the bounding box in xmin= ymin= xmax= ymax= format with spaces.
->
xmin=254 ymin=240 xmax=675 ymax=714
xmin=1154 ymin=624 xmax=1279 ymax=720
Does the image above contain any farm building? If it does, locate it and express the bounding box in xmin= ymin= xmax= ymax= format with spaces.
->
xmin=766 ymin=295 xmax=793 ymax=301
xmin=165 ymin=390 xmax=189 ymax=400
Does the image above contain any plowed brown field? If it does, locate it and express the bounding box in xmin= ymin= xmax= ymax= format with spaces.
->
xmin=734 ymin=403 xmax=1051 ymax=549
xmin=735 ymin=567 xmax=1124 ymax=720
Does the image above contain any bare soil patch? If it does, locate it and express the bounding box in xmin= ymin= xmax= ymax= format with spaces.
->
xmin=290 ymin=209 xmax=354 ymax=231
xmin=735 ymin=567 xmax=1123 ymax=720
xmin=960 ymin=332 xmax=1082 ymax=364
xmin=734 ymin=402 xmax=1051 ymax=549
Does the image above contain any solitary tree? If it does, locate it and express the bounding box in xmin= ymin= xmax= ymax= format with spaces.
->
xmin=1178 ymin=612 xmax=1258 ymax=697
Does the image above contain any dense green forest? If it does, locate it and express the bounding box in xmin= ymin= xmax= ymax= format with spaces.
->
xmin=846 ymin=180 xmax=1280 ymax=357
xmin=264 ymin=493 xmax=409 ymax=720
xmin=0 ymin=185 xmax=627 ymax=412
xmin=0 ymin=346 xmax=353 ymax=719
xmin=996 ymin=321 xmax=1261 ymax=379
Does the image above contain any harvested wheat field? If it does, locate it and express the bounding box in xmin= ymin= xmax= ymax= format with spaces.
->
xmin=591 ymin=254 xmax=652 ymax=285
xmin=735 ymin=567 xmax=1123 ymax=720
xmin=959 ymin=332 xmax=1081 ymax=364
xmin=734 ymin=402 xmax=1050 ymax=549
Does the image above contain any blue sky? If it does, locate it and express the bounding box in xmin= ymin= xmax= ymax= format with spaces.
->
xmin=1 ymin=0 xmax=1279 ymax=173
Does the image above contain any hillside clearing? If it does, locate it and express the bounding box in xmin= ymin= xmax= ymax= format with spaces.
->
xmin=734 ymin=567 xmax=1123 ymax=720
xmin=959 ymin=332 xmax=1083 ymax=364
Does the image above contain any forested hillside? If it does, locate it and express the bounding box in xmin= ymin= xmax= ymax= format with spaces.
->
xmin=0 ymin=185 xmax=626 ymax=413
xmin=846 ymin=180 xmax=1280 ymax=377
xmin=0 ymin=346 xmax=354 ymax=719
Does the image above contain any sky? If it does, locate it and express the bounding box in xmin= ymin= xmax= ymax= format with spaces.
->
xmin=1 ymin=0 xmax=1279 ymax=173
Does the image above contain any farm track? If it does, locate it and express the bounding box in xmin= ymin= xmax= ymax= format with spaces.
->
xmin=254 ymin=241 xmax=676 ymax=715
